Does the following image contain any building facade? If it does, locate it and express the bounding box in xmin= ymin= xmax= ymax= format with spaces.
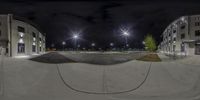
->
xmin=0 ymin=14 xmax=45 ymax=57
xmin=159 ymin=15 xmax=200 ymax=56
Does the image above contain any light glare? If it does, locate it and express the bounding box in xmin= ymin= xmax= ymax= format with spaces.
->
xmin=73 ymin=35 xmax=78 ymax=39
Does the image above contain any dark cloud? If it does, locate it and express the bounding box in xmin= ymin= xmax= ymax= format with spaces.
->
xmin=1 ymin=1 xmax=200 ymax=49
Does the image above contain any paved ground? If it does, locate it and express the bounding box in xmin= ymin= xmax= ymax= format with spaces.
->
xmin=59 ymin=51 xmax=147 ymax=65
xmin=58 ymin=60 xmax=151 ymax=94
xmin=0 ymin=51 xmax=200 ymax=100
xmin=30 ymin=52 xmax=74 ymax=64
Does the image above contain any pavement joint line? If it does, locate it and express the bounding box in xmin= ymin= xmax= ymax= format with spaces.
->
xmin=102 ymin=65 xmax=108 ymax=94
xmin=56 ymin=62 xmax=152 ymax=95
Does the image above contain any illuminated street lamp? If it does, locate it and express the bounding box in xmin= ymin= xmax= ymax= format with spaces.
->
xmin=120 ymin=27 xmax=131 ymax=49
xmin=142 ymin=41 xmax=145 ymax=45
xmin=91 ymin=43 xmax=95 ymax=50
xmin=126 ymin=44 xmax=129 ymax=47
xmin=91 ymin=43 xmax=95 ymax=47
xmin=110 ymin=43 xmax=114 ymax=47
xmin=73 ymin=34 xmax=78 ymax=39
xmin=123 ymin=31 xmax=130 ymax=49
xmin=62 ymin=41 xmax=66 ymax=51
xmin=110 ymin=42 xmax=114 ymax=51
xmin=122 ymin=31 xmax=129 ymax=36
xmin=142 ymin=41 xmax=146 ymax=50
xmin=123 ymin=31 xmax=129 ymax=43
xmin=72 ymin=34 xmax=79 ymax=50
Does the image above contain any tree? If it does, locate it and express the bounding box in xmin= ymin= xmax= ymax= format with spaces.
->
xmin=144 ymin=34 xmax=156 ymax=52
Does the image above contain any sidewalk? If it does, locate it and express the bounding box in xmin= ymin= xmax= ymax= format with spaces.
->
xmin=177 ymin=55 xmax=200 ymax=66
xmin=157 ymin=53 xmax=174 ymax=62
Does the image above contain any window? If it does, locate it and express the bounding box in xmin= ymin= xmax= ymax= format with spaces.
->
xmin=180 ymin=25 xmax=185 ymax=29
xmin=181 ymin=34 xmax=185 ymax=39
xmin=32 ymin=32 xmax=36 ymax=37
xmin=40 ymin=47 xmax=41 ymax=52
xmin=18 ymin=26 xmax=25 ymax=32
xmin=39 ymin=38 xmax=42 ymax=43
xmin=0 ymin=30 xmax=1 ymax=36
xmin=173 ymin=45 xmax=176 ymax=51
xmin=181 ymin=43 xmax=185 ymax=52
xmin=195 ymin=22 xmax=200 ymax=26
xmin=173 ymin=38 xmax=176 ymax=41
xmin=173 ymin=30 xmax=176 ymax=33
xmin=32 ymin=45 xmax=36 ymax=52
xmin=18 ymin=43 xmax=25 ymax=53
xmin=195 ymin=30 xmax=200 ymax=36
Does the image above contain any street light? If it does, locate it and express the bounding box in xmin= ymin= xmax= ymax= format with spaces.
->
xmin=62 ymin=41 xmax=66 ymax=51
xmin=73 ymin=34 xmax=79 ymax=50
xmin=91 ymin=43 xmax=95 ymax=47
xmin=73 ymin=34 xmax=78 ymax=39
xmin=142 ymin=41 xmax=145 ymax=45
xmin=110 ymin=43 xmax=114 ymax=51
xmin=122 ymin=31 xmax=129 ymax=36
xmin=110 ymin=43 xmax=114 ymax=47
xmin=122 ymin=31 xmax=130 ymax=49
xmin=91 ymin=43 xmax=95 ymax=51
xmin=119 ymin=25 xmax=131 ymax=50
xmin=126 ymin=44 xmax=129 ymax=47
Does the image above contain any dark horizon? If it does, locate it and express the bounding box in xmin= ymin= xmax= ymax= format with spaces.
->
xmin=1 ymin=0 xmax=200 ymax=50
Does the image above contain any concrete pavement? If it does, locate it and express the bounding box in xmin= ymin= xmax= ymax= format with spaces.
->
xmin=0 ymin=52 xmax=200 ymax=100
xmin=58 ymin=60 xmax=151 ymax=94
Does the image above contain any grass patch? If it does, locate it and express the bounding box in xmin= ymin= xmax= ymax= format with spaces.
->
xmin=137 ymin=53 xmax=161 ymax=62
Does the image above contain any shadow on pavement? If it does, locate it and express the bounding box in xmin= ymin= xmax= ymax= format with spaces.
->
xmin=30 ymin=52 xmax=75 ymax=64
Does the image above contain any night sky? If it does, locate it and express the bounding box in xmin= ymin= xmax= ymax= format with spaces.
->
xmin=1 ymin=0 xmax=200 ymax=49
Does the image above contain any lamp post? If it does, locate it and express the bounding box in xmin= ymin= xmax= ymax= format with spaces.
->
xmin=73 ymin=34 xmax=79 ymax=51
xmin=62 ymin=41 xmax=66 ymax=51
xmin=142 ymin=41 xmax=146 ymax=51
xmin=91 ymin=43 xmax=95 ymax=51
xmin=110 ymin=43 xmax=114 ymax=50
xmin=122 ymin=31 xmax=130 ymax=50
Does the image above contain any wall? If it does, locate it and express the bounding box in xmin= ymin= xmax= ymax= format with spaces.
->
xmin=0 ymin=15 xmax=9 ymax=48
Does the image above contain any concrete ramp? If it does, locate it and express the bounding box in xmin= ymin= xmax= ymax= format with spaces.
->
xmin=58 ymin=61 xmax=151 ymax=94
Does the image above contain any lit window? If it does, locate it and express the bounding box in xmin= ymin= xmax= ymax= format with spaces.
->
xmin=32 ymin=45 xmax=36 ymax=52
xmin=18 ymin=43 xmax=25 ymax=53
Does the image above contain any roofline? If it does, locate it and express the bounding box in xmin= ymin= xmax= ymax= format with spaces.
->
xmin=9 ymin=14 xmax=46 ymax=36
